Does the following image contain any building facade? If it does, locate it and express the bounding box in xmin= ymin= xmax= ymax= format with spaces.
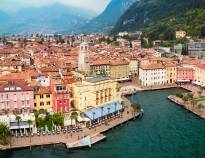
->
xmin=110 ymin=59 xmax=130 ymax=81
xmin=0 ymin=81 xmax=34 ymax=114
xmin=128 ymin=58 xmax=139 ymax=76
xmin=51 ymin=82 xmax=70 ymax=113
xmin=176 ymin=31 xmax=186 ymax=39
xmin=164 ymin=62 xmax=177 ymax=84
xmin=195 ymin=64 xmax=205 ymax=83
xmin=187 ymin=41 xmax=205 ymax=58
xmin=176 ymin=67 xmax=194 ymax=82
xmin=139 ymin=64 xmax=166 ymax=87
xmin=72 ymin=77 xmax=119 ymax=112
xmin=90 ymin=61 xmax=110 ymax=76
xmin=34 ymin=87 xmax=52 ymax=113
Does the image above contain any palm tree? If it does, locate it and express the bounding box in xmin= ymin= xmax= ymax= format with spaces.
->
xmin=15 ymin=115 xmax=22 ymax=134
xmin=0 ymin=123 xmax=11 ymax=145
xmin=27 ymin=119 xmax=33 ymax=133
xmin=27 ymin=119 xmax=33 ymax=149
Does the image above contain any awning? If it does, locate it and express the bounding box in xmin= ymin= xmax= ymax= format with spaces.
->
xmin=177 ymin=80 xmax=190 ymax=83
xmin=84 ymin=102 xmax=123 ymax=121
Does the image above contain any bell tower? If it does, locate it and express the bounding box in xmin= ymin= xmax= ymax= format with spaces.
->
xmin=78 ymin=42 xmax=90 ymax=75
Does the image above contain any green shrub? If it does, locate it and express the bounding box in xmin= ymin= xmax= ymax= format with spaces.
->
xmin=176 ymin=92 xmax=183 ymax=98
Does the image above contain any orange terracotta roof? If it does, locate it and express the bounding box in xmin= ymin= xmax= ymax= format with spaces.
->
xmin=140 ymin=63 xmax=165 ymax=70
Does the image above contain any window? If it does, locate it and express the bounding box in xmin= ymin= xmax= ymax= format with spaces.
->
xmin=46 ymin=94 xmax=50 ymax=98
xmin=46 ymin=101 xmax=50 ymax=105
xmin=34 ymin=103 xmax=37 ymax=107
xmin=40 ymin=95 xmax=44 ymax=99
xmin=40 ymin=102 xmax=44 ymax=106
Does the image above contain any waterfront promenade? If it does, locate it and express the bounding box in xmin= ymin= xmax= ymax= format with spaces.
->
xmin=168 ymin=83 xmax=205 ymax=118
xmin=0 ymin=97 xmax=140 ymax=150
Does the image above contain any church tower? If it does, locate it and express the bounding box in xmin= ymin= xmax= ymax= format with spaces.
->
xmin=78 ymin=42 xmax=90 ymax=75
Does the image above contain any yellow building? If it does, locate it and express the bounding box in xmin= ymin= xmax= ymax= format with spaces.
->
xmin=90 ymin=59 xmax=110 ymax=76
xmin=125 ymin=57 xmax=139 ymax=76
xmin=164 ymin=62 xmax=177 ymax=84
xmin=110 ymin=59 xmax=130 ymax=81
xmin=176 ymin=30 xmax=186 ymax=39
xmin=72 ymin=77 xmax=120 ymax=112
xmin=34 ymin=87 xmax=53 ymax=112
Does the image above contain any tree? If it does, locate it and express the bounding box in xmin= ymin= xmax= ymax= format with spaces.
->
xmin=182 ymin=95 xmax=189 ymax=102
xmin=15 ymin=115 xmax=21 ymax=133
xmin=27 ymin=120 xmax=33 ymax=134
xmin=187 ymin=93 xmax=194 ymax=99
xmin=176 ymin=92 xmax=183 ymax=98
xmin=52 ymin=113 xmax=64 ymax=127
xmin=0 ymin=123 xmax=11 ymax=145
xmin=27 ymin=119 xmax=33 ymax=147
xmin=200 ymin=25 xmax=205 ymax=37
xmin=131 ymin=102 xmax=141 ymax=118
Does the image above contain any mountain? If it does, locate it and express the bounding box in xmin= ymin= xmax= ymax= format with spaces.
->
xmin=112 ymin=0 xmax=205 ymax=39
xmin=0 ymin=4 xmax=96 ymax=34
xmin=80 ymin=0 xmax=136 ymax=34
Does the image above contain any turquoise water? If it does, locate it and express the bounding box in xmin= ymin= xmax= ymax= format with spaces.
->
xmin=1 ymin=88 xmax=205 ymax=158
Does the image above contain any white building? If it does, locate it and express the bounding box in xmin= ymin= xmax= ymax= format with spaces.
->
xmin=0 ymin=113 xmax=35 ymax=134
xmin=78 ymin=42 xmax=90 ymax=75
xmin=139 ymin=63 xmax=166 ymax=87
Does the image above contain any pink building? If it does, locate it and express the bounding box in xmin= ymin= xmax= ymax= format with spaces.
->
xmin=177 ymin=67 xmax=194 ymax=81
xmin=132 ymin=40 xmax=141 ymax=49
xmin=0 ymin=80 xmax=34 ymax=114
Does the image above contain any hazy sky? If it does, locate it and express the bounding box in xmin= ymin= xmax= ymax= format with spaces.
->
xmin=0 ymin=0 xmax=111 ymax=13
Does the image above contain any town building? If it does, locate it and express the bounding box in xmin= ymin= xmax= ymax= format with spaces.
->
xmin=34 ymin=87 xmax=52 ymax=113
xmin=176 ymin=67 xmax=194 ymax=82
xmin=72 ymin=77 xmax=120 ymax=112
xmin=176 ymin=31 xmax=186 ymax=39
xmin=0 ymin=113 xmax=35 ymax=134
xmin=164 ymin=62 xmax=177 ymax=84
xmin=132 ymin=40 xmax=141 ymax=49
xmin=51 ymin=80 xmax=70 ymax=113
xmin=187 ymin=41 xmax=205 ymax=58
xmin=139 ymin=63 xmax=166 ymax=87
xmin=110 ymin=59 xmax=130 ymax=81
xmin=127 ymin=57 xmax=139 ymax=76
xmin=195 ymin=64 xmax=205 ymax=84
xmin=31 ymin=74 xmax=50 ymax=87
xmin=90 ymin=59 xmax=110 ymax=76
xmin=0 ymin=80 xmax=34 ymax=114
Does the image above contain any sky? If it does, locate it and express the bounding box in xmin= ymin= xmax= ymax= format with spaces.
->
xmin=0 ymin=0 xmax=111 ymax=13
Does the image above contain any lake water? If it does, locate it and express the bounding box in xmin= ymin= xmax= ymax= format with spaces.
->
xmin=1 ymin=88 xmax=205 ymax=158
